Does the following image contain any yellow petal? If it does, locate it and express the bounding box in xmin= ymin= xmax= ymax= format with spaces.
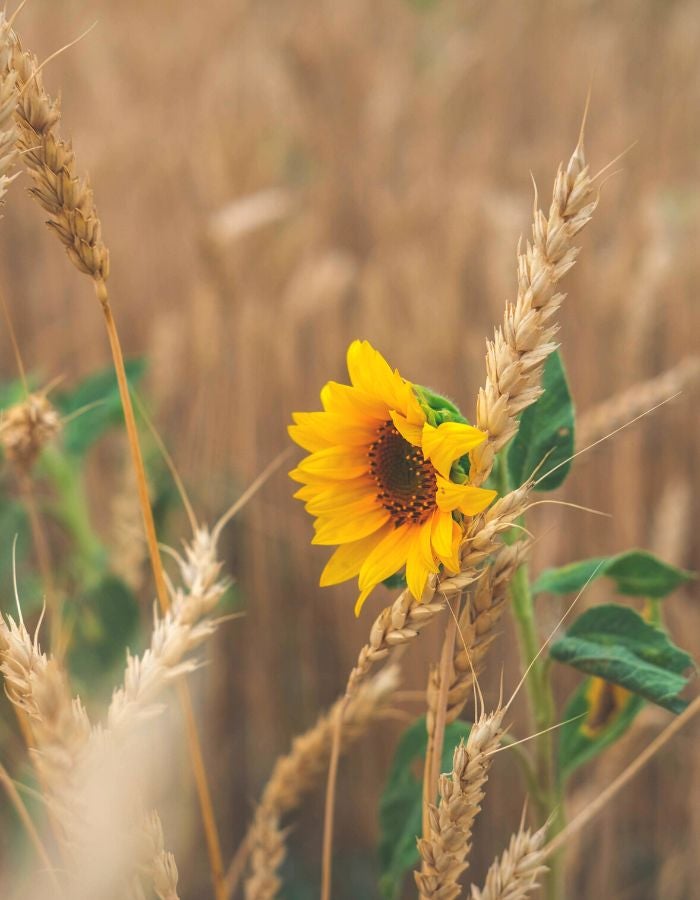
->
xmin=346 ymin=340 xmax=413 ymax=414
xmin=358 ymin=523 xmax=414 ymax=593
xmin=430 ymin=509 xmax=454 ymax=561
xmin=418 ymin=516 xmax=437 ymax=570
xmin=421 ymin=422 xmax=488 ymax=479
xmin=354 ymin=585 xmax=374 ymax=617
xmin=303 ymin=482 xmax=376 ymax=514
xmin=312 ymin=505 xmax=390 ymax=545
xmin=295 ymin=446 xmax=369 ymax=480
xmin=405 ymin=531 xmax=435 ymax=601
xmin=320 ymin=381 xmax=387 ymax=421
xmin=320 ymin=527 xmax=391 ymax=587
xmin=390 ymin=410 xmax=423 ymax=447
xmin=435 ymin=475 xmax=497 ymax=516
xmin=290 ymin=411 xmax=375 ymax=451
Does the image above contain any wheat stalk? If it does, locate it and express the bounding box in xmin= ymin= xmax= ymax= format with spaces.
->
xmin=6 ymin=23 xmax=228 ymax=892
xmin=470 ymin=824 xmax=548 ymax=900
xmin=415 ymin=709 xmax=506 ymax=899
xmin=237 ymin=666 xmax=399 ymax=900
xmin=469 ymin=134 xmax=598 ymax=486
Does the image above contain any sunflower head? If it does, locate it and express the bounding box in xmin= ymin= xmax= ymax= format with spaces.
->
xmin=289 ymin=340 xmax=496 ymax=615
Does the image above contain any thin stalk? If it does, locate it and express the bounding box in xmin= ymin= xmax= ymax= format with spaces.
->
xmin=93 ymin=278 xmax=225 ymax=900
xmin=497 ymin=458 xmax=565 ymax=899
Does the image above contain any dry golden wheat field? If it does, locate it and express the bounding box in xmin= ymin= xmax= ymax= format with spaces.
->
xmin=0 ymin=1 xmax=699 ymax=899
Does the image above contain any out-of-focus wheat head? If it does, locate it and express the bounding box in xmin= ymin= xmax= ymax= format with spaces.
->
xmin=0 ymin=391 xmax=61 ymax=471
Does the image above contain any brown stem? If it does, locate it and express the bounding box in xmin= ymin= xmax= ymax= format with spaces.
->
xmin=94 ymin=278 xmax=225 ymax=900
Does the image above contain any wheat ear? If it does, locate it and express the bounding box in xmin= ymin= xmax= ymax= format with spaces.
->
xmin=470 ymin=824 xmax=548 ymax=900
xmin=138 ymin=810 xmax=181 ymax=900
xmin=415 ymin=708 xmax=506 ymax=899
xmin=237 ymin=666 xmax=399 ymax=900
xmin=469 ymin=135 xmax=598 ymax=486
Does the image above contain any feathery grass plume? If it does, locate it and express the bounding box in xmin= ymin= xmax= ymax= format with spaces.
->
xmin=470 ymin=824 xmax=548 ymax=900
xmin=0 ymin=392 xmax=61 ymax=471
xmin=0 ymin=612 xmax=90 ymax=852
xmin=415 ymin=709 xmax=506 ymax=899
xmin=577 ymin=355 xmax=700 ymax=448
xmin=138 ymin=810 xmax=180 ymax=900
xmin=6 ymin=28 xmax=109 ymax=279
xmin=469 ymin=136 xmax=598 ymax=487
xmin=106 ymin=526 xmax=228 ymax=735
xmin=240 ymin=666 xmax=399 ymax=900
xmin=347 ymin=484 xmax=532 ymax=698
xmin=0 ymin=14 xmax=18 ymax=209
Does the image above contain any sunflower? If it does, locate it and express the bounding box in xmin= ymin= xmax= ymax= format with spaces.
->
xmin=289 ymin=340 xmax=497 ymax=615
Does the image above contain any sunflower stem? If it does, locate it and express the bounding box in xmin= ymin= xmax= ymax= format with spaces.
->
xmin=496 ymin=456 xmax=566 ymax=899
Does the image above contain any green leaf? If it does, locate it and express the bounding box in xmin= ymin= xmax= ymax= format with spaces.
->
xmin=550 ymin=604 xmax=694 ymax=713
xmin=55 ymin=359 xmax=147 ymax=456
xmin=378 ymin=716 xmax=471 ymax=899
xmin=67 ymin=575 xmax=140 ymax=688
xmin=558 ymin=677 xmax=644 ymax=779
xmin=533 ymin=550 xmax=694 ymax=599
xmin=507 ymin=351 xmax=575 ymax=491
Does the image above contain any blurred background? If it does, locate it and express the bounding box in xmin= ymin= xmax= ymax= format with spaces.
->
xmin=0 ymin=0 xmax=699 ymax=897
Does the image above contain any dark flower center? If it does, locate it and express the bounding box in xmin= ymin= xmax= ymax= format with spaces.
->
xmin=368 ymin=421 xmax=436 ymax=526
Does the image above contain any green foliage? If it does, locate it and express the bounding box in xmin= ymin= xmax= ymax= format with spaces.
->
xmin=0 ymin=378 xmax=28 ymax=412
xmin=414 ymin=385 xmax=468 ymax=427
xmin=558 ymin=677 xmax=644 ymax=779
xmin=378 ymin=716 xmax=471 ymax=899
xmin=550 ymin=604 xmax=694 ymax=714
xmin=507 ymin=351 xmax=575 ymax=491
xmin=533 ymin=550 xmax=694 ymax=599
xmin=55 ymin=358 xmax=147 ymax=457
xmin=67 ymin=575 xmax=141 ymax=689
